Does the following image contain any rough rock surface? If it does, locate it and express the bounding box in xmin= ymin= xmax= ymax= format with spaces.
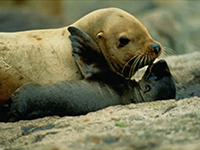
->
xmin=0 ymin=8 xmax=65 ymax=32
xmin=0 ymin=52 xmax=199 ymax=150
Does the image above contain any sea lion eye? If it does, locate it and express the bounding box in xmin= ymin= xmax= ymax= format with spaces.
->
xmin=144 ymin=85 xmax=151 ymax=93
xmin=119 ymin=36 xmax=130 ymax=47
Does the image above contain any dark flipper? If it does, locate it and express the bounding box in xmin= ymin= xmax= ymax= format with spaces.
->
xmin=68 ymin=27 xmax=109 ymax=78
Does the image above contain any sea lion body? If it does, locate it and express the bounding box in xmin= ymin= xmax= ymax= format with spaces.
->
xmin=0 ymin=8 xmax=162 ymax=104
xmin=9 ymin=76 xmax=134 ymax=118
xmin=0 ymin=28 xmax=175 ymax=121
xmin=0 ymin=28 xmax=78 ymax=104
xmin=5 ymin=59 xmax=175 ymax=121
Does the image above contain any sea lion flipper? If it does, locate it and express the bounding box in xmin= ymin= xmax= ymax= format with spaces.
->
xmin=68 ymin=27 xmax=101 ymax=54
xmin=68 ymin=27 xmax=108 ymax=78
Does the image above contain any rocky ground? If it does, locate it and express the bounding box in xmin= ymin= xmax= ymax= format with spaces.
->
xmin=0 ymin=52 xmax=199 ymax=150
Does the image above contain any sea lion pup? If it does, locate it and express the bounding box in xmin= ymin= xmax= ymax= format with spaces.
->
xmin=0 ymin=27 xmax=175 ymax=121
xmin=0 ymin=7 xmax=162 ymax=105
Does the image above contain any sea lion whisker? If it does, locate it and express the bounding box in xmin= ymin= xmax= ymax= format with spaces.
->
xmin=141 ymin=55 xmax=145 ymax=66
xmin=122 ymin=55 xmax=139 ymax=72
xmin=148 ymin=55 xmax=151 ymax=64
xmin=128 ymin=56 xmax=139 ymax=78
xmin=122 ymin=54 xmax=139 ymax=75
xmin=129 ymin=55 xmax=142 ymax=78
xmin=130 ymin=60 xmax=137 ymax=77
xmin=147 ymin=55 xmax=150 ymax=65
xmin=144 ymin=55 xmax=148 ymax=65
xmin=163 ymin=46 xmax=177 ymax=56
xmin=144 ymin=55 xmax=148 ymax=66
xmin=141 ymin=55 xmax=147 ymax=67
xmin=159 ymin=50 xmax=167 ymax=58
xmin=143 ymin=55 xmax=147 ymax=66
xmin=139 ymin=56 xmax=145 ymax=68
xmin=139 ymin=55 xmax=145 ymax=68
xmin=138 ymin=54 xmax=144 ymax=67
xmin=128 ymin=61 xmax=135 ymax=78
xmin=163 ymin=50 xmax=167 ymax=56
xmin=150 ymin=55 xmax=154 ymax=66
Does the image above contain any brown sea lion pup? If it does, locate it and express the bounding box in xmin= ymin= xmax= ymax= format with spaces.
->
xmin=0 ymin=27 xmax=174 ymax=122
xmin=0 ymin=7 xmax=162 ymax=105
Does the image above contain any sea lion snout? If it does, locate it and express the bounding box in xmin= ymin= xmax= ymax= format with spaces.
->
xmin=150 ymin=42 xmax=162 ymax=55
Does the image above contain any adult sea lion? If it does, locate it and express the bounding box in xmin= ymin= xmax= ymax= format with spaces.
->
xmin=0 ymin=7 xmax=162 ymax=104
xmin=0 ymin=27 xmax=174 ymax=121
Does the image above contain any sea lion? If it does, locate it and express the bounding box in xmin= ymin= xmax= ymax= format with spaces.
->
xmin=0 ymin=7 xmax=162 ymax=105
xmin=0 ymin=27 xmax=175 ymax=121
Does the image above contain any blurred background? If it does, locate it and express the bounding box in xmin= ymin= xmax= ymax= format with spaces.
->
xmin=0 ymin=0 xmax=200 ymax=54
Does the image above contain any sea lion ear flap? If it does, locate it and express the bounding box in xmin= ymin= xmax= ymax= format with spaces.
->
xmin=96 ymin=32 xmax=104 ymax=39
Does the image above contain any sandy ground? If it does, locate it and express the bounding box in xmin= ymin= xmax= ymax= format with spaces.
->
xmin=0 ymin=52 xmax=200 ymax=150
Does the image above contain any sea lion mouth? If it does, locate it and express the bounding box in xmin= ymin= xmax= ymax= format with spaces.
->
xmin=121 ymin=54 xmax=155 ymax=79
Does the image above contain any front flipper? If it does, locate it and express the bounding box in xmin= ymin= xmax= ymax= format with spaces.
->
xmin=68 ymin=27 xmax=109 ymax=78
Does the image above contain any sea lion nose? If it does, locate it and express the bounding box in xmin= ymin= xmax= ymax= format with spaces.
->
xmin=151 ymin=43 xmax=161 ymax=54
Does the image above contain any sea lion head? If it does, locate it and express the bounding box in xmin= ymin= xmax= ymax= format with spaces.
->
xmin=68 ymin=26 xmax=173 ymax=103
xmin=89 ymin=8 xmax=162 ymax=78
xmin=137 ymin=59 xmax=176 ymax=101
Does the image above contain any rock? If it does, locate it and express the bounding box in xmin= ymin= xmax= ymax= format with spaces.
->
xmin=0 ymin=52 xmax=200 ymax=150
xmin=0 ymin=8 xmax=65 ymax=32
xmin=165 ymin=52 xmax=200 ymax=99
xmin=138 ymin=1 xmax=200 ymax=54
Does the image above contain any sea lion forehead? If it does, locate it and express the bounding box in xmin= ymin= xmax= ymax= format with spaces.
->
xmin=107 ymin=8 xmax=143 ymax=24
xmin=104 ymin=9 xmax=149 ymax=35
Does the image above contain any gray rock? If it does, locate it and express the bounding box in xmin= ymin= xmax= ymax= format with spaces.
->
xmin=0 ymin=8 xmax=65 ymax=32
xmin=138 ymin=1 xmax=200 ymax=54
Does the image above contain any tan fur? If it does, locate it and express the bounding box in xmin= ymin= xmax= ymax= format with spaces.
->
xmin=0 ymin=8 xmax=161 ymax=104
